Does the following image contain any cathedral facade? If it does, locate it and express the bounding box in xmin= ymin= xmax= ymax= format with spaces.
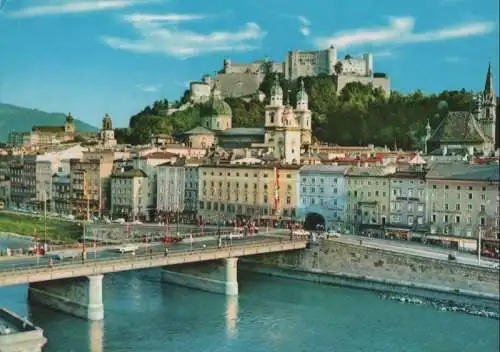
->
xmin=264 ymin=75 xmax=312 ymax=164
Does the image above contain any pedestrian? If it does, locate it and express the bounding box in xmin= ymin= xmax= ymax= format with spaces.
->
xmin=164 ymin=247 xmax=169 ymax=257
xmin=149 ymin=248 xmax=153 ymax=258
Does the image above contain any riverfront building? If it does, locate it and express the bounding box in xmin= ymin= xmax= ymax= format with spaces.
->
xmin=298 ymin=165 xmax=348 ymax=230
xmin=69 ymin=150 xmax=114 ymax=219
xmin=345 ymin=166 xmax=395 ymax=235
xmin=184 ymin=161 xmax=201 ymax=214
xmin=425 ymin=163 xmax=500 ymax=239
xmin=386 ymin=166 xmax=428 ymax=238
xmin=157 ymin=161 xmax=186 ymax=213
xmin=110 ymin=168 xmax=150 ymax=220
xmin=197 ymin=163 xmax=300 ymax=223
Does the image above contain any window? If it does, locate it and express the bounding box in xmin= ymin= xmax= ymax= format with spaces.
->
xmin=444 ymin=204 xmax=449 ymax=211
xmin=455 ymin=216 xmax=460 ymax=223
xmin=456 ymin=204 xmax=460 ymax=211
xmin=468 ymin=193 xmax=473 ymax=200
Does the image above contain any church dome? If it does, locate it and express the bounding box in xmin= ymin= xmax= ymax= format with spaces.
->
xmin=201 ymin=98 xmax=232 ymax=117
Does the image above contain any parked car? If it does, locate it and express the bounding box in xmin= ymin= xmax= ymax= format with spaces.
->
xmin=328 ymin=230 xmax=341 ymax=238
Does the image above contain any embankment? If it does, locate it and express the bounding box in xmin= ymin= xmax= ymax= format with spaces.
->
xmin=241 ymin=239 xmax=499 ymax=310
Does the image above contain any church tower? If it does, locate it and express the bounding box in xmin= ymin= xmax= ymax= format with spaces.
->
xmin=64 ymin=113 xmax=75 ymax=134
xmin=479 ymin=63 xmax=496 ymax=146
xmin=100 ymin=113 xmax=116 ymax=148
xmin=295 ymin=79 xmax=312 ymax=147
xmin=264 ymin=75 xmax=301 ymax=164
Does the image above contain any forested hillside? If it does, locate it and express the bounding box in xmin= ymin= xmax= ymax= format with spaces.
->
xmin=117 ymin=73 xmax=499 ymax=150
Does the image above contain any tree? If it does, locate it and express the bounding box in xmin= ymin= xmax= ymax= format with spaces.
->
xmin=334 ymin=61 xmax=343 ymax=76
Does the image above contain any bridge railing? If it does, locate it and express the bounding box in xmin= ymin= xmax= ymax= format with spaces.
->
xmin=0 ymin=239 xmax=306 ymax=276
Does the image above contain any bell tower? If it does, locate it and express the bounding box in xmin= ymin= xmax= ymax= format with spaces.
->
xmin=479 ymin=63 xmax=496 ymax=147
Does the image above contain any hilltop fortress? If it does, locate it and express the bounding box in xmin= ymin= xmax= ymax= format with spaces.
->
xmin=189 ymin=46 xmax=391 ymax=103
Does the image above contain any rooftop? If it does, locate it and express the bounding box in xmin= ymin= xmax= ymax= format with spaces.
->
xmin=111 ymin=168 xmax=147 ymax=178
xmin=183 ymin=126 xmax=215 ymax=135
xmin=300 ymin=165 xmax=348 ymax=173
xmin=219 ymin=128 xmax=265 ymax=136
xmin=426 ymin=163 xmax=499 ymax=182
xmin=429 ymin=111 xmax=487 ymax=144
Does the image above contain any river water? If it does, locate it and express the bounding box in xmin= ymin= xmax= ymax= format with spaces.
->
xmin=1 ymin=268 xmax=498 ymax=352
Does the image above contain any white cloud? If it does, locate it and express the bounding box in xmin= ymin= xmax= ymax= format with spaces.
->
xmin=298 ymin=15 xmax=310 ymax=26
xmin=315 ymin=16 xmax=495 ymax=49
xmin=102 ymin=16 xmax=266 ymax=59
xmin=300 ymin=27 xmax=311 ymax=37
xmin=9 ymin=0 xmax=154 ymax=18
xmin=297 ymin=15 xmax=311 ymax=37
xmin=123 ymin=13 xmax=207 ymax=23
xmin=137 ymin=83 xmax=162 ymax=92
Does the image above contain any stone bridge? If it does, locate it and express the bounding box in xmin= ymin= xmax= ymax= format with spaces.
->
xmin=0 ymin=240 xmax=306 ymax=321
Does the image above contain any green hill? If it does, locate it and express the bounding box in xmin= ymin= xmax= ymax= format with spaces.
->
xmin=0 ymin=103 xmax=98 ymax=142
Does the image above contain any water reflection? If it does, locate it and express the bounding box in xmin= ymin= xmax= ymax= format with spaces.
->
xmin=225 ymin=295 xmax=239 ymax=338
xmin=89 ymin=320 xmax=104 ymax=352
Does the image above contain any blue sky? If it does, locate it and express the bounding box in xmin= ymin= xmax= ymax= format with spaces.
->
xmin=0 ymin=0 xmax=498 ymax=128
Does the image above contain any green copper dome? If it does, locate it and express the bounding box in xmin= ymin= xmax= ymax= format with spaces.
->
xmin=201 ymin=98 xmax=232 ymax=117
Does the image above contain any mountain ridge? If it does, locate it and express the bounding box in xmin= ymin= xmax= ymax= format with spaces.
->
xmin=0 ymin=102 xmax=98 ymax=142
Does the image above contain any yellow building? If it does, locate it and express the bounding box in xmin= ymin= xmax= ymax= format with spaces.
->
xmin=198 ymin=163 xmax=300 ymax=224
xmin=69 ymin=150 xmax=114 ymax=219
xmin=345 ymin=165 xmax=395 ymax=235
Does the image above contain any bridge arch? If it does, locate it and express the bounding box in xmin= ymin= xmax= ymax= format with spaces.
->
xmin=304 ymin=212 xmax=326 ymax=231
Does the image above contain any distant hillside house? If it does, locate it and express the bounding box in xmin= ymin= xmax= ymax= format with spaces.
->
xmin=8 ymin=113 xmax=76 ymax=148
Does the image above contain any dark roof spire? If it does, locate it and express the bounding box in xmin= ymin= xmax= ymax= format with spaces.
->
xmin=484 ymin=62 xmax=494 ymax=97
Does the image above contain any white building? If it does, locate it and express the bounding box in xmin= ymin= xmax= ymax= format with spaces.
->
xmin=264 ymin=76 xmax=312 ymax=164
xmin=298 ymin=165 xmax=348 ymax=230
xmin=110 ymin=168 xmax=150 ymax=220
xmin=156 ymin=162 xmax=185 ymax=212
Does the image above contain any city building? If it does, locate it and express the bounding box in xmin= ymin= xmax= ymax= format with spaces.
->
xmin=9 ymin=155 xmax=36 ymax=209
xmin=426 ymin=163 xmax=499 ymax=239
xmin=51 ymin=169 xmax=71 ymax=215
xmin=184 ymin=160 xmax=201 ymax=214
xmin=197 ymin=163 xmax=300 ymax=224
xmin=156 ymin=161 xmax=186 ymax=213
xmin=345 ymin=165 xmax=396 ymax=235
xmin=387 ymin=165 xmax=428 ymax=238
xmin=426 ymin=64 xmax=496 ymax=156
xmin=0 ymin=179 xmax=10 ymax=208
xmin=110 ymin=168 xmax=150 ymax=220
xmin=69 ymin=150 xmax=114 ymax=219
xmin=298 ymin=165 xmax=348 ymax=231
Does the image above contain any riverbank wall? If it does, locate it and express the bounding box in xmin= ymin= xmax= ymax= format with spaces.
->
xmin=240 ymin=239 xmax=499 ymax=310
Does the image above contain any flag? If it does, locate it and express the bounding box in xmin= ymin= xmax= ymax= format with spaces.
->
xmin=273 ymin=167 xmax=280 ymax=211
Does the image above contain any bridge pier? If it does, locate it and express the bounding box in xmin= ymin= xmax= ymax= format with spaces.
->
xmin=28 ymin=274 xmax=104 ymax=321
xmin=161 ymin=257 xmax=239 ymax=296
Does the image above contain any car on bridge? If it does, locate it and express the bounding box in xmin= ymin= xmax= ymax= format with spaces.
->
xmin=47 ymin=250 xmax=81 ymax=261
xmin=115 ymin=245 xmax=139 ymax=254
